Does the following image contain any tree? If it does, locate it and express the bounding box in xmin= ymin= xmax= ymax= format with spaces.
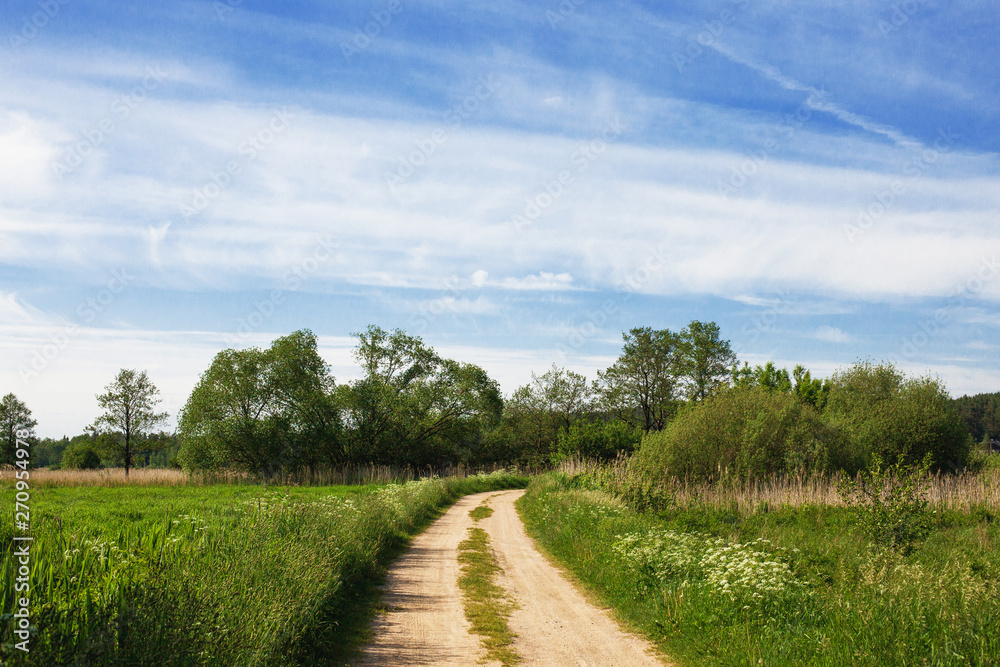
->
xmin=792 ymin=364 xmax=830 ymax=409
xmin=824 ymin=361 xmax=970 ymax=470
xmin=179 ymin=347 xmax=284 ymax=476
xmin=341 ymin=325 xmax=502 ymax=465
xmin=0 ymin=393 xmax=37 ymax=466
xmin=733 ymin=361 xmax=792 ymax=393
xmin=596 ymin=327 xmax=680 ymax=432
xmin=178 ymin=330 xmax=341 ymax=477
xmin=61 ymin=440 xmax=102 ymax=469
xmin=677 ymin=320 xmax=736 ymax=401
xmin=504 ymin=365 xmax=592 ymax=461
xmin=92 ymin=370 xmax=169 ymax=476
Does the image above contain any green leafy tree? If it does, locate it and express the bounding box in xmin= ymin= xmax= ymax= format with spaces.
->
xmin=341 ymin=325 xmax=502 ymax=465
xmin=0 ymin=393 xmax=37 ymax=466
xmin=792 ymin=364 xmax=830 ymax=409
xmin=631 ymin=385 xmax=843 ymax=483
xmin=502 ymin=365 xmax=592 ymax=462
xmin=60 ymin=440 xmax=102 ymax=469
xmin=677 ymin=320 xmax=736 ymax=402
xmin=268 ymin=330 xmax=342 ymax=473
xmin=732 ymin=361 xmax=793 ymax=393
xmin=951 ymin=391 xmax=1000 ymax=444
xmin=179 ymin=330 xmax=340 ymax=477
xmin=596 ymin=327 xmax=680 ymax=432
xmin=91 ymin=370 xmax=169 ymax=476
xmin=824 ymin=360 xmax=970 ymax=471
xmin=556 ymin=419 xmax=642 ymax=461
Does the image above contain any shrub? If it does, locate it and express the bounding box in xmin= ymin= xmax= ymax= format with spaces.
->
xmin=60 ymin=441 xmax=102 ymax=469
xmin=824 ymin=361 xmax=971 ymax=471
xmin=837 ymin=453 xmax=933 ymax=555
xmin=630 ymin=386 xmax=844 ymax=483
xmin=555 ymin=420 xmax=642 ymax=461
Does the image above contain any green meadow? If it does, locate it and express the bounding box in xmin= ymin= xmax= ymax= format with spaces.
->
xmin=0 ymin=471 xmax=528 ymax=666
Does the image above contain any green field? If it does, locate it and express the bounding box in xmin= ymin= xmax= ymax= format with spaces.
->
xmin=517 ymin=471 xmax=1000 ymax=667
xmin=0 ymin=471 xmax=528 ymax=666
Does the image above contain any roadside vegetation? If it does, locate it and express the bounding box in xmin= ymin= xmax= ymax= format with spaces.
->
xmin=0 ymin=471 xmax=527 ymax=665
xmin=518 ymin=465 xmax=1000 ymax=666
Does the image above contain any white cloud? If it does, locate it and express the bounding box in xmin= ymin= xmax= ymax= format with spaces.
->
xmin=812 ymin=325 xmax=854 ymax=344
xmin=500 ymin=272 xmax=575 ymax=291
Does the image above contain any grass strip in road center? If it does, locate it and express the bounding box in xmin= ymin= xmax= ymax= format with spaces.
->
xmin=457 ymin=501 xmax=520 ymax=666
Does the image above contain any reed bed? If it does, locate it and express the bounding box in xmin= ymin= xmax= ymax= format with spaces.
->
xmin=557 ymin=455 xmax=1000 ymax=512
xmin=0 ymin=462 xmax=532 ymax=488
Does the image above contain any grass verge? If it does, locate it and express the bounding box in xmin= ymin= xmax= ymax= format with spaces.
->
xmin=517 ymin=472 xmax=1000 ymax=667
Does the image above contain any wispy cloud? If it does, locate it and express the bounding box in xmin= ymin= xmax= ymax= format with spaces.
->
xmin=812 ymin=325 xmax=854 ymax=344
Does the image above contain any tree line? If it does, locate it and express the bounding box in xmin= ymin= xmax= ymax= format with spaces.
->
xmin=2 ymin=320 xmax=997 ymax=476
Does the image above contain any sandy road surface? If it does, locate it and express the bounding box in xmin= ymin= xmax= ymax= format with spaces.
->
xmin=358 ymin=489 xmax=666 ymax=666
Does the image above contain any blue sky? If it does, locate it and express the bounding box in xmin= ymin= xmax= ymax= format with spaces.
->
xmin=1 ymin=0 xmax=998 ymax=437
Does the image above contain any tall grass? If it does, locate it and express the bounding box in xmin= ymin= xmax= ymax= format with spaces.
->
xmin=557 ymin=455 xmax=1000 ymax=512
xmin=518 ymin=466 xmax=1000 ymax=666
xmin=0 ymin=462 xmax=527 ymax=488
xmin=0 ymin=471 xmax=528 ymax=665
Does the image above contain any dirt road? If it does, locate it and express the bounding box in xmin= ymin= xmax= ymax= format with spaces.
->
xmin=358 ymin=489 xmax=666 ymax=666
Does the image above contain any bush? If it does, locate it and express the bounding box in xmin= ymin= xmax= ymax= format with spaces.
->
xmin=630 ymin=386 xmax=844 ymax=483
xmin=60 ymin=441 xmax=102 ymax=469
xmin=556 ymin=420 xmax=641 ymax=461
xmin=837 ymin=453 xmax=933 ymax=554
xmin=824 ymin=361 xmax=971 ymax=471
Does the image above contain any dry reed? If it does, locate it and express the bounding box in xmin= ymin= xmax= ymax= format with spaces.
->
xmin=557 ymin=456 xmax=1000 ymax=512
xmin=0 ymin=462 xmax=531 ymax=488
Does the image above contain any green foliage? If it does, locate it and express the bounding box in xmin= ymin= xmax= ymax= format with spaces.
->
xmin=60 ymin=440 xmax=102 ymax=469
xmin=518 ymin=473 xmax=1000 ymax=667
xmin=496 ymin=364 xmax=592 ymax=463
xmin=631 ymin=386 xmax=844 ymax=482
xmin=676 ymin=320 xmax=737 ymax=402
xmin=952 ymin=391 xmax=1000 ymax=443
xmin=0 ymin=392 xmax=37 ymax=465
xmin=91 ymin=369 xmax=170 ymax=475
xmin=824 ymin=361 xmax=971 ymax=470
xmin=178 ymin=330 xmax=342 ymax=476
xmin=341 ymin=325 xmax=502 ymax=465
xmin=595 ymin=327 xmax=680 ymax=432
xmin=733 ymin=361 xmax=792 ymax=393
xmin=0 ymin=472 xmax=528 ymax=665
xmin=837 ymin=454 xmax=934 ymax=555
xmin=555 ymin=419 xmax=641 ymax=461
